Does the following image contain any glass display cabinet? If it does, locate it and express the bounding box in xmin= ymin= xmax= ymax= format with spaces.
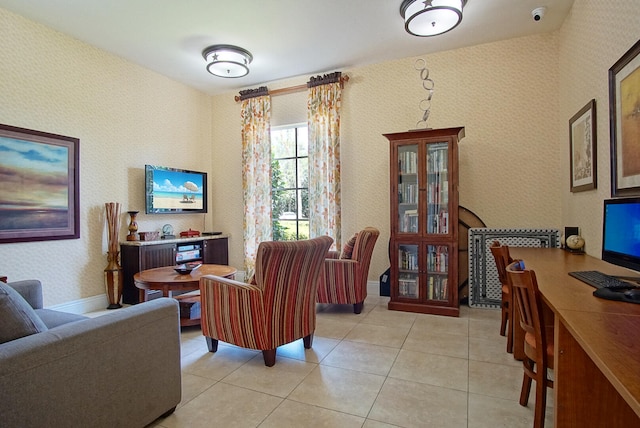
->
xmin=385 ymin=127 xmax=465 ymax=316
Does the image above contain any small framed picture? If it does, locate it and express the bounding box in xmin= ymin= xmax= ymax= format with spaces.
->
xmin=609 ymin=39 xmax=640 ymax=197
xmin=569 ymin=99 xmax=597 ymax=192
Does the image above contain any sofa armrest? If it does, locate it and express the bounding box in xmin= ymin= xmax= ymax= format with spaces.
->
xmin=0 ymin=298 xmax=181 ymax=428
xmin=7 ymin=280 xmax=43 ymax=309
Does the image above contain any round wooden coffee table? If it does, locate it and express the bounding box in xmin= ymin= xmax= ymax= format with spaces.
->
xmin=134 ymin=264 xmax=237 ymax=326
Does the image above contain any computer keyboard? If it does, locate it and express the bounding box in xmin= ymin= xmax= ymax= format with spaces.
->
xmin=568 ymin=270 xmax=638 ymax=289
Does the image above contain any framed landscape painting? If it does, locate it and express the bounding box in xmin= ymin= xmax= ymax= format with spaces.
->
xmin=0 ymin=124 xmax=79 ymax=243
xmin=609 ymin=39 xmax=640 ymax=197
xmin=569 ymin=99 xmax=597 ymax=192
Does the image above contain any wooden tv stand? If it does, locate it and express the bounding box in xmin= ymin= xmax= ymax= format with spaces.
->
xmin=120 ymin=235 xmax=228 ymax=304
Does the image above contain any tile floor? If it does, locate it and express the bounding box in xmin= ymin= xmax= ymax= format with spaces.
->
xmin=147 ymin=291 xmax=553 ymax=428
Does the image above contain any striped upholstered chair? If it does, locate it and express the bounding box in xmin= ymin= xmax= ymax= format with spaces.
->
xmin=316 ymin=227 xmax=379 ymax=314
xmin=199 ymin=236 xmax=333 ymax=367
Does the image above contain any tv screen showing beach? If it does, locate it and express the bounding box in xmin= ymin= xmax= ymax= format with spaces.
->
xmin=145 ymin=165 xmax=207 ymax=214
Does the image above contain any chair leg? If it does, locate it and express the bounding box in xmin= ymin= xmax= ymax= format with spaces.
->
xmin=520 ymin=359 xmax=534 ymax=406
xmin=533 ymin=369 xmax=548 ymax=428
xmin=262 ymin=349 xmax=276 ymax=367
xmin=500 ymin=303 xmax=508 ymax=336
xmin=205 ymin=337 xmax=218 ymax=353
xmin=353 ymin=301 xmax=364 ymax=314
xmin=520 ymin=371 xmax=532 ymax=406
xmin=506 ymin=306 xmax=514 ymax=353
xmin=303 ymin=334 xmax=313 ymax=349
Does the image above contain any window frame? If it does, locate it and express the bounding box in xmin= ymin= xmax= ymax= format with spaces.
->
xmin=271 ymin=123 xmax=309 ymax=241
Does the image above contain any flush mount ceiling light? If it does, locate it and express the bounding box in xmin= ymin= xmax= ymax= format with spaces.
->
xmin=202 ymin=44 xmax=253 ymax=78
xmin=400 ymin=0 xmax=466 ymax=37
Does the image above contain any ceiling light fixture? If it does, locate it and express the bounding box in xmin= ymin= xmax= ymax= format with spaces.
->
xmin=202 ymin=44 xmax=253 ymax=78
xmin=400 ymin=0 xmax=466 ymax=37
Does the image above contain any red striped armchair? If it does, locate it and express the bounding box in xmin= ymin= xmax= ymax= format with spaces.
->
xmin=317 ymin=227 xmax=379 ymax=314
xmin=199 ymin=236 xmax=333 ymax=367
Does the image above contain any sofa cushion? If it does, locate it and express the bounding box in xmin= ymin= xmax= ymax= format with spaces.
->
xmin=340 ymin=233 xmax=358 ymax=259
xmin=0 ymin=282 xmax=48 ymax=344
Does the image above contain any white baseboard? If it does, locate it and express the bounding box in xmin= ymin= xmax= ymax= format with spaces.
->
xmin=367 ymin=280 xmax=380 ymax=297
xmin=48 ymin=277 xmax=376 ymax=315
xmin=48 ymin=294 xmax=109 ymax=315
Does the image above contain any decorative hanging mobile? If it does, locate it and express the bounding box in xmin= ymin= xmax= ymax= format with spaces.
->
xmin=415 ymin=58 xmax=434 ymax=129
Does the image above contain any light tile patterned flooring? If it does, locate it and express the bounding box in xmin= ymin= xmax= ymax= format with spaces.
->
xmin=149 ymin=291 xmax=553 ymax=428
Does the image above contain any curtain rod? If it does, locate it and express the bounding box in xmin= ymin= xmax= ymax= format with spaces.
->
xmin=234 ymin=74 xmax=349 ymax=102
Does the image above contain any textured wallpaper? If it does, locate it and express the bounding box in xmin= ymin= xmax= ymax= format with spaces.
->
xmin=0 ymin=9 xmax=212 ymax=306
xmin=212 ymin=0 xmax=639 ymax=278
xmin=558 ymin=0 xmax=640 ymax=256
xmin=2 ymin=1 xmax=638 ymax=307
xmin=212 ymin=33 xmax=563 ymax=281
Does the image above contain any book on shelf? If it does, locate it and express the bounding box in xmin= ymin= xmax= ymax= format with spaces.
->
xmin=399 ymin=277 xmax=418 ymax=298
xmin=399 ymin=150 xmax=417 ymax=174
xmin=401 ymin=208 xmax=418 ymax=233
xmin=427 ymin=246 xmax=449 ymax=273
xmin=399 ymin=249 xmax=418 ymax=270
xmin=439 ymin=211 xmax=449 ymax=234
xmin=427 ymin=145 xmax=448 ymax=173
xmin=427 ymin=276 xmax=449 ymax=301
xmin=426 ymin=210 xmax=450 ymax=234
xmin=441 ymin=180 xmax=448 ymax=203
xmin=399 ymin=183 xmax=418 ymax=204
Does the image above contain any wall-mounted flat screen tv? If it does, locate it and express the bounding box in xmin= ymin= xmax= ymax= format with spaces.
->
xmin=145 ymin=165 xmax=208 ymax=214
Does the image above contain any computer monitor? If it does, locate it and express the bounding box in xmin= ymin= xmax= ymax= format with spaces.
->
xmin=602 ymin=198 xmax=640 ymax=273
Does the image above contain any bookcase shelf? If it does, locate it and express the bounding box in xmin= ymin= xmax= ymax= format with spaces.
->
xmin=385 ymin=127 xmax=464 ymax=316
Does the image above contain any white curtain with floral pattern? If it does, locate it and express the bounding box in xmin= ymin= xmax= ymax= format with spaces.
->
xmin=241 ymin=95 xmax=272 ymax=274
xmin=307 ymin=80 xmax=342 ymax=250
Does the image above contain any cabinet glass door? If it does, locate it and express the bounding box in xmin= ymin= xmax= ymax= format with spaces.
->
xmin=426 ymin=142 xmax=449 ymax=235
xmin=398 ymin=244 xmax=419 ymax=299
xmin=426 ymin=245 xmax=449 ymax=301
xmin=397 ymin=144 xmax=419 ymax=233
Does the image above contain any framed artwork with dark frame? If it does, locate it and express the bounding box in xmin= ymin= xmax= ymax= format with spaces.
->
xmin=0 ymin=124 xmax=79 ymax=243
xmin=569 ymin=99 xmax=597 ymax=192
xmin=609 ymin=39 xmax=640 ymax=197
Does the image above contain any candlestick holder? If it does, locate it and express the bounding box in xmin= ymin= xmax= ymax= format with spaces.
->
xmin=127 ymin=210 xmax=139 ymax=241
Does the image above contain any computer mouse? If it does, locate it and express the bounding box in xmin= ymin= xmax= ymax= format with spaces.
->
xmin=623 ymin=288 xmax=640 ymax=301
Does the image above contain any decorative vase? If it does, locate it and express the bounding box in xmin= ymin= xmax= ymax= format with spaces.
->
xmin=104 ymin=250 xmax=123 ymax=309
xmin=127 ymin=210 xmax=139 ymax=241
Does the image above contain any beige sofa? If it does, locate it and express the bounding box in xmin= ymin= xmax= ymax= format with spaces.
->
xmin=0 ymin=280 xmax=182 ymax=428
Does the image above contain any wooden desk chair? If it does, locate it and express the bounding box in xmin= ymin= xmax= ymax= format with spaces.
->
xmin=489 ymin=241 xmax=514 ymax=353
xmin=506 ymin=260 xmax=554 ymax=428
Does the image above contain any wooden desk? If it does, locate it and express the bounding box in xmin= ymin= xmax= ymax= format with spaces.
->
xmin=134 ymin=264 xmax=237 ymax=326
xmin=511 ymin=248 xmax=640 ymax=427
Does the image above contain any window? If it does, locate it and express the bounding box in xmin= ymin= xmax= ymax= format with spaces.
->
xmin=271 ymin=125 xmax=309 ymax=240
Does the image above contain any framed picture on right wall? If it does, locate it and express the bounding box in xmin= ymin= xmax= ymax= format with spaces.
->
xmin=609 ymin=39 xmax=640 ymax=197
xmin=570 ymin=99 xmax=597 ymax=192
